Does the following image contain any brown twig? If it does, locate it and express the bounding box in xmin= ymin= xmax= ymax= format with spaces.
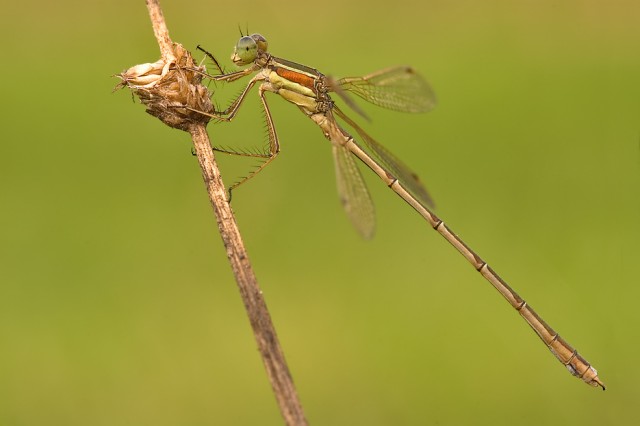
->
xmin=146 ymin=0 xmax=174 ymax=63
xmin=189 ymin=125 xmax=308 ymax=426
xmin=117 ymin=1 xmax=308 ymax=424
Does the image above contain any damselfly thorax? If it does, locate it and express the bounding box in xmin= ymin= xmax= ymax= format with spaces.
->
xmin=259 ymin=56 xmax=335 ymax=115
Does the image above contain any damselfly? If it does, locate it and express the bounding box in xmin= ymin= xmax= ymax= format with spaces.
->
xmin=189 ymin=33 xmax=604 ymax=389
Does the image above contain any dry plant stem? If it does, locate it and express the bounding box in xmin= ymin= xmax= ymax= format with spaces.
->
xmin=190 ymin=125 xmax=308 ymax=426
xmin=141 ymin=1 xmax=308 ymax=424
xmin=146 ymin=0 xmax=175 ymax=63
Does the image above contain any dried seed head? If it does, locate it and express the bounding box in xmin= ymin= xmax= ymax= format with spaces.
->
xmin=116 ymin=43 xmax=214 ymax=131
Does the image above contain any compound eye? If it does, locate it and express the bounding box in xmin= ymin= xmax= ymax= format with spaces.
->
xmin=233 ymin=36 xmax=257 ymax=65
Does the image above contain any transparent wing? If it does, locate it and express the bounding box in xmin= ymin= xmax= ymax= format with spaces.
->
xmin=332 ymin=144 xmax=376 ymax=239
xmin=334 ymin=106 xmax=435 ymax=210
xmin=333 ymin=66 xmax=437 ymax=113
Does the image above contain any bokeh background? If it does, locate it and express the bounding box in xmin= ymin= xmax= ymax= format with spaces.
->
xmin=1 ymin=0 xmax=638 ymax=424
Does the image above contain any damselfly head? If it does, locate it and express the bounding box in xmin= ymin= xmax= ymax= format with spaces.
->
xmin=231 ymin=33 xmax=268 ymax=66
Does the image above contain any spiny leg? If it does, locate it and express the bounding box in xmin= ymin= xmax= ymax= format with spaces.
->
xmin=195 ymin=45 xmax=256 ymax=83
xmin=215 ymin=75 xmax=263 ymax=120
xmin=179 ymin=74 xmax=262 ymax=122
xmin=226 ymin=84 xmax=280 ymax=200
xmin=179 ymin=78 xmax=279 ymax=201
xmin=195 ymin=45 xmax=225 ymax=75
xmin=178 ymin=74 xmax=266 ymax=155
xmin=177 ymin=45 xmax=256 ymax=83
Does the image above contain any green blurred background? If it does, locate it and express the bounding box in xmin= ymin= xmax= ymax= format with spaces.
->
xmin=1 ymin=0 xmax=638 ymax=424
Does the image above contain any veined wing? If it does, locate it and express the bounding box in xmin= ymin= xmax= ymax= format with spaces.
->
xmin=333 ymin=66 xmax=437 ymax=114
xmin=332 ymin=144 xmax=376 ymax=239
xmin=334 ymin=106 xmax=435 ymax=210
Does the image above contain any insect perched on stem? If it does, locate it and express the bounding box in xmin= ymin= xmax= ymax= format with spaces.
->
xmin=186 ymin=33 xmax=605 ymax=390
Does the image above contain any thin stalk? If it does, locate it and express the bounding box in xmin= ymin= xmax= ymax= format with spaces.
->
xmin=118 ymin=1 xmax=310 ymax=424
